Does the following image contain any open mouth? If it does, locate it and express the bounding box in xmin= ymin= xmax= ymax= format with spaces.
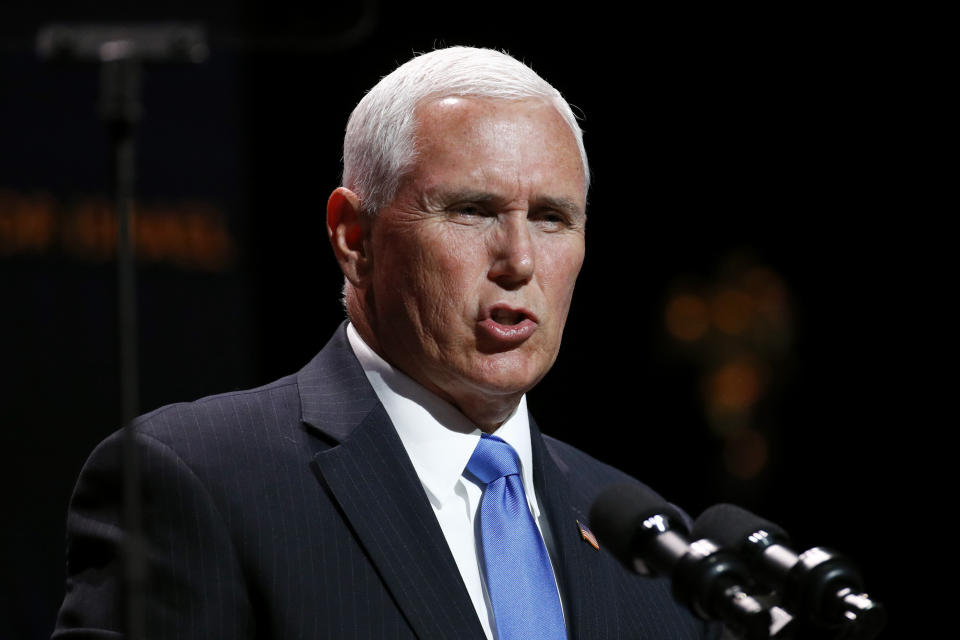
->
xmin=477 ymin=305 xmax=539 ymax=349
xmin=490 ymin=308 xmax=527 ymax=326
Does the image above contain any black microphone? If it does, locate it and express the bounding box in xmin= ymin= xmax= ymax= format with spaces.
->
xmin=590 ymin=483 xmax=772 ymax=640
xmin=693 ymin=504 xmax=885 ymax=640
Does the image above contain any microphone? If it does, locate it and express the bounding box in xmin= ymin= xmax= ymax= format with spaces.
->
xmin=693 ymin=504 xmax=885 ymax=640
xmin=590 ymin=483 xmax=772 ymax=640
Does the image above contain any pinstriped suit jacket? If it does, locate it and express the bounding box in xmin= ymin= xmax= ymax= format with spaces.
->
xmin=53 ymin=323 xmax=720 ymax=639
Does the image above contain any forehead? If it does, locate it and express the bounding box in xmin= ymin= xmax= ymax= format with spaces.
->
xmin=409 ymin=97 xmax=587 ymax=200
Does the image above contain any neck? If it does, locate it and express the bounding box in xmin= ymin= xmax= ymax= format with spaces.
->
xmin=346 ymin=313 xmax=523 ymax=433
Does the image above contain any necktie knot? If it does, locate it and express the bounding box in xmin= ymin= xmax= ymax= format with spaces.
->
xmin=466 ymin=434 xmax=521 ymax=484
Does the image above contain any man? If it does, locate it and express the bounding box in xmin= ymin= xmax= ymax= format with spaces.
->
xmin=54 ymin=47 xmax=719 ymax=639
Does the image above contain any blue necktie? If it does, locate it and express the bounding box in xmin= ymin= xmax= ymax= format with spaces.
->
xmin=466 ymin=434 xmax=566 ymax=640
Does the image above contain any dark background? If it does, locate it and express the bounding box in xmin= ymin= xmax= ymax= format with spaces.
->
xmin=2 ymin=2 xmax=934 ymax=638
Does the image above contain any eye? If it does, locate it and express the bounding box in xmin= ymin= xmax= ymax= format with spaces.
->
xmin=448 ymin=202 xmax=491 ymax=219
xmin=530 ymin=209 xmax=570 ymax=229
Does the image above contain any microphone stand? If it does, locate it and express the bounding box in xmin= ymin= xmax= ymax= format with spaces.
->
xmin=37 ymin=25 xmax=207 ymax=639
xmin=101 ymin=47 xmax=146 ymax=640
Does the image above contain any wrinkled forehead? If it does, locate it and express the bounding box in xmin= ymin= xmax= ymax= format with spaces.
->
xmin=411 ymin=96 xmax=587 ymax=191
xmin=414 ymin=95 xmax=570 ymax=139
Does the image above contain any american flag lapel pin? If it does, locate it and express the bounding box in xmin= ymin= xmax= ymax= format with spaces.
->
xmin=576 ymin=520 xmax=599 ymax=551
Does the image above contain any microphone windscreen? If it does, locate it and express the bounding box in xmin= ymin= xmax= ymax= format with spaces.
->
xmin=693 ymin=503 xmax=790 ymax=549
xmin=589 ymin=483 xmax=685 ymax=567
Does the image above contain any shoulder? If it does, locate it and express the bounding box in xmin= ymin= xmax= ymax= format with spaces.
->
xmin=129 ymin=320 xmax=361 ymax=453
xmin=133 ymin=373 xmax=302 ymax=447
xmin=538 ymin=432 xmax=693 ymax=526
xmin=540 ymin=433 xmax=651 ymax=495
xmin=77 ymin=372 xmax=313 ymax=494
xmin=535 ymin=433 xmax=720 ymax=639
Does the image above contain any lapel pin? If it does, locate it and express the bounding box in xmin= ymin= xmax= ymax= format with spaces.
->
xmin=576 ymin=520 xmax=599 ymax=551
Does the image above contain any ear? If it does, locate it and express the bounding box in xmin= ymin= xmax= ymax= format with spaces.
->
xmin=327 ymin=187 xmax=371 ymax=286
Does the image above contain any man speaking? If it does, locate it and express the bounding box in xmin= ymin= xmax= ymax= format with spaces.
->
xmin=54 ymin=47 xmax=719 ymax=639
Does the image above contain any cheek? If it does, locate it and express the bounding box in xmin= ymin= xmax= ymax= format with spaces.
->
xmin=541 ymin=244 xmax=584 ymax=302
xmin=429 ymin=228 xmax=492 ymax=290
xmin=408 ymin=235 xmax=480 ymax=325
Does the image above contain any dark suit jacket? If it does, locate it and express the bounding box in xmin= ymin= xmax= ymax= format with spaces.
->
xmin=54 ymin=324 xmax=720 ymax=639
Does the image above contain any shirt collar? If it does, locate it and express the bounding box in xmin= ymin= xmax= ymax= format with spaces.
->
xmin=346 ymin=322 xmax=536 ymax=511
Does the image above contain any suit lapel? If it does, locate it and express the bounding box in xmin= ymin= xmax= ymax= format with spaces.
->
xmin=298 ymin=325 xmax=485 ymax=640
xmin=531 ymin=420 xmax=621 ymax=639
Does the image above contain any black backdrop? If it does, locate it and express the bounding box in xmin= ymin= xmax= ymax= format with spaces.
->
xmin=2 ymin=2 xmax=932 ymax=637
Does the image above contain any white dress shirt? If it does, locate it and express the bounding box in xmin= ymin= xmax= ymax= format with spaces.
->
xmin=346 ymin=323 xmax=565 ymax=640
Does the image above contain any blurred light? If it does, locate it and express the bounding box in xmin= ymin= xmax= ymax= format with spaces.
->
xmin=661 ymin=256 xmax=793 ymax=486
xmin=708 ymin=359 xmax=762 ymax=412
xmin=666 ymin=294 xmax=710 ymax=342
xmin=712 ymin=288 xmax=754 ymax=335
xmin=62 ymin=198 xmax=116 ymax=260
xmin=0 ymin=188 xmax=235 ymax=270
xmin=0 ymin=189 xmax=56 ymax=255
xmin=723 ymin=428 xmax=769 ymax=479
xmin=743 ymin=266 xmax=788 ymax=319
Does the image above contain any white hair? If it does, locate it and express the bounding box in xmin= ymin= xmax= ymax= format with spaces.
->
xmin=343 ymin=46 xmax=590 ymax=216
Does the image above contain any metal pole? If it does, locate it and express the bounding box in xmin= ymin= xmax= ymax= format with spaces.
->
xmin=100 ymin=49 xmax=145 ymax=640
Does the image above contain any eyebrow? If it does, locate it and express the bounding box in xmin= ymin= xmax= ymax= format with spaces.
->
xmin=538 ymin=195 xmax=585 ymax=219
xmin=432 ymin=189 xmax=585 ymax=218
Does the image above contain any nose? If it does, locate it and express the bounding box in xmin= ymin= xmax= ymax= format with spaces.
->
xmin=488 ymin=214 xmax=535 ymax=289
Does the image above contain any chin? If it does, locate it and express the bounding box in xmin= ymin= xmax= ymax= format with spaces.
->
xmin=468 ymin=355 xmax=549 ymax=396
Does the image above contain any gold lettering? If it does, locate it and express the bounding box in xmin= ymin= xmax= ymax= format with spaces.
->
xmin=0 ymin=189 xmax=57 ymax=254
xmin=1 ymin=188 xmax=236 ymax=271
